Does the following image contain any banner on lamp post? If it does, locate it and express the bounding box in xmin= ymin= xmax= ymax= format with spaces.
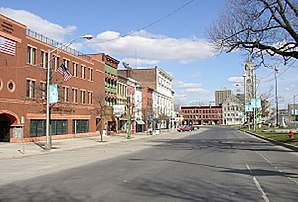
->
xmin=49 ymin=84 xmax=58 ymax=104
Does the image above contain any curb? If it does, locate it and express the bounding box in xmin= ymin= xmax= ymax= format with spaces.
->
xmin=0 ymin=130 xmax=180 ymax=160
xmin=240 ymin=129 xmax=298 ymax=152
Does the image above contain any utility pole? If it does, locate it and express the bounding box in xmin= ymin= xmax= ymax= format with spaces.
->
xmin=127 ymin=96 xmax=131 ymax=139
xmin=274 ymin=68 xmax=279 ymax=127
xmin=253 ymin=73 xmax=257 ymax=131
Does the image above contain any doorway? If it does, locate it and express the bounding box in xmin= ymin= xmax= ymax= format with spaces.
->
xmin=0 ymin=112 xmax=18 ymax=142
xmin=0 ymin=121 xmax=10 ymax=142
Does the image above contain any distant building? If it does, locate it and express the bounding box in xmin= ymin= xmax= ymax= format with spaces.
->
xmin=118 ymin=66 xmax=174 ymax=129
xmin=215 ymin=87 xmax=232 ymax=106
xmin=236 ymin=93 xmax=245 ymax=104
xmin=288 ymin=103 xmax=298 ymax=126
xmin=222 ymin=94 xmax=244 ymax=125
xmin=181 ymin=106 xmax=222 ymax=125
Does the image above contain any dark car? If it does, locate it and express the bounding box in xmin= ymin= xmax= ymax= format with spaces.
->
xmin=177 ymin=125 xmax=193 ymax=132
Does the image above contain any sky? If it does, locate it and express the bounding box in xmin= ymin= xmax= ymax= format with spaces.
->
xmin=1 ymin=0 xmax=297 ymax=109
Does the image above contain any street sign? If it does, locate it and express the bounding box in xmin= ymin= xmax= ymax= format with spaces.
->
xmin=251 ymin=98 xmax=261 ymax=108
xmin=113 ymin=105 xmax=126 ymax=117
xmin=245 ymin=104 xmax=253 ymax=112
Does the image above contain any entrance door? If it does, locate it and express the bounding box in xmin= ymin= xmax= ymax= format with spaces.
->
xmin=0 ymin=121 xmax=10 ymax=142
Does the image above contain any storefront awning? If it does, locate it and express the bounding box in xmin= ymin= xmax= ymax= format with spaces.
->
xmin=136 ymin=119 xmax=145 ymax=125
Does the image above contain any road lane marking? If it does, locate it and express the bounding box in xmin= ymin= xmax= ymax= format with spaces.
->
xmin=246 ymin=164 xmax=270 ymax=202
xmin=256 ymin=151 xmax=297 ymax=185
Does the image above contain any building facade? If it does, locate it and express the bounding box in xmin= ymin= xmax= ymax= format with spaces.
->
xmin=0 ymin=14 xmax=106 ymax=142
xmin=215 ymin=87 xmax=232 ymax=106
xmin=142 ymin=86 xmax=154 ymax=131
xmin=88 ymin=53 xmax=119 ymax=134
xmin=222 ymin=94 xmax=244 ymax=125
xmin=181 ymin=106 xmax=222 ymax=125
xmin=118 ymin=66 xmax=174 ymax=130
xmin=115 ymin=74 xmax=128 ymax=132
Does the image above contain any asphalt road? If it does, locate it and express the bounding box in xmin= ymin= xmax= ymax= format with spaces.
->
xmin=0 ymin=126 xmax=297 ymax=201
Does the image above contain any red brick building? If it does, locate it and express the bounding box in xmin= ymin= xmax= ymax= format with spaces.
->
xmin=88 ymin=53 xmax=119 ymax=134
xmin=141 ymin=86 xmax=154 ymax=130
xmin=181 ymin=106 xmax=222 ymax=125
xmin=0 ymin=14 xmax=106 ymax=142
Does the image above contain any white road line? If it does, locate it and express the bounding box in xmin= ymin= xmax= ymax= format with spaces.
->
xmin=246 ymin=164 xmax=270 ymax=202
xmin=256 ymin=151 xmax=297 ymax=185
xmin=253 ymin=176 xmax=270 ymax=202
xmin=246 ymin=164 xmax=252 ymax=173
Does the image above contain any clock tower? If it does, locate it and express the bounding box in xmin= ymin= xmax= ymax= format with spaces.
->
xmin=244 ymin=59 xmax=255 ymax=106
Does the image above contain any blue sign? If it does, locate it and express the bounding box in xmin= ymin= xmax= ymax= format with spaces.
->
xmin=245 ymin=104 xmax=253 ymax=112
xmin=251 ymin=98 xmax=261 ymax=108
xmin=49 ymin=84 xmax=58 ymax=104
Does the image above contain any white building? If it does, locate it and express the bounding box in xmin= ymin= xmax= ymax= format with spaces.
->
xmin=153 ymin=67 xmax=174 ymax=129
xmin=222 ymin=94 xmax=244 ymax=125
xmin=118 ymin=66 xmax=174 ymax=130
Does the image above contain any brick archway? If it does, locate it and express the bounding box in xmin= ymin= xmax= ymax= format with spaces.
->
xmin=0 ymin=111 xmax=19 ymax=142
xmin=0 ymin=110 xmax=19 ymax=125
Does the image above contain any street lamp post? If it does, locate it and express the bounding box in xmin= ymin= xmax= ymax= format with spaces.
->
xmin=274 ymin=68 xmax=279 ymax=127
xmin=45 ymin=34 xmax=93 ymax=150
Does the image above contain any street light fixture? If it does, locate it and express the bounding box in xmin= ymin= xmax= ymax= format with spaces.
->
xmin=45 ymin=34 xmax=93 ymax=150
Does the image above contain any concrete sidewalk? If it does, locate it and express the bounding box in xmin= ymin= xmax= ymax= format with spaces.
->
xmin=0 ymin=130 xmax=180 ymax=160
xmin=0 ymin=132 xmax=155 ymax=160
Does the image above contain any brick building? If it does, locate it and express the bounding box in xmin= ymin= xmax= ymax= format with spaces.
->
xmin=0 ymin=14 xmax=106 ymax=142
xmin=118 ymin=66 xmax=174 ymax=130
xmin=88 ymin=53 xmax=119 ymax=134
xmin=141 ymin=86 xmax=154 ymax=131
xmin=181 ymin=106 xmax=222 ymax=125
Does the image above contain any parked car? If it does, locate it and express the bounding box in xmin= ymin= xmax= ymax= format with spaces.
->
xmin=192 ymin=125 xmax=200 ymax=130
xmin=177 ymin=125 xmax=194 ymax=132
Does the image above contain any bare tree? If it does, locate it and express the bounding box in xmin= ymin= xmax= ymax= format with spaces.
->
xmin=208 ymin=0 xmax=297 ymax=65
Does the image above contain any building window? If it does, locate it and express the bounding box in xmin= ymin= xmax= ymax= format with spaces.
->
xmin=63 ymin=58 xmax=70 ymax=68
xmin=72 ymin=62 xmax=78 ymax=77
xmin=40 ymin=82 xmax=46 ymax=99
xmin=0 ymin=79 xmax=3 ymax=91
xmin=26 ymin=79 xmax=35 ymax=98
xmin=81 ymin=65 xmax=86 ymax=79
xmin=51 ymin=120 xmax=68 ymax=135
xmin=53 ymin=55 xmax=60 ymax=71
xmin=40 ymin=50 xmax=48 ymax=68
xmin=7 ymin=80 xmax=16 ymax=93
xmin=62 ymin=86 xmax=69 ymax=102
xmin=72 ymin=88 xmax=78 ymax=103
xmin=80 ymin=90 xmax=86 ymax=104
xmin=88 ymin=91 xmax=93 ymax=104
xmin=30 ymin=119 xmax=46 ymax=137
xmin=73 ymin=120 xmax=89 ymax=133
xmin=88 ymin=67 xmax=93 ymax=81
xmin=27 ymin=46 xmax=36 ymax=65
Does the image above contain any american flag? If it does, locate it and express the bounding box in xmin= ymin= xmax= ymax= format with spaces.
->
xmin=0 ymin=36 xmax=16 ymax=56
xmin=57 ymin=64 xmax=72 ymax=82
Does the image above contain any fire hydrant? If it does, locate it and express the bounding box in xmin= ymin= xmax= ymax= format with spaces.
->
xmin=288 ymin=130 xmax=295 ymax=139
